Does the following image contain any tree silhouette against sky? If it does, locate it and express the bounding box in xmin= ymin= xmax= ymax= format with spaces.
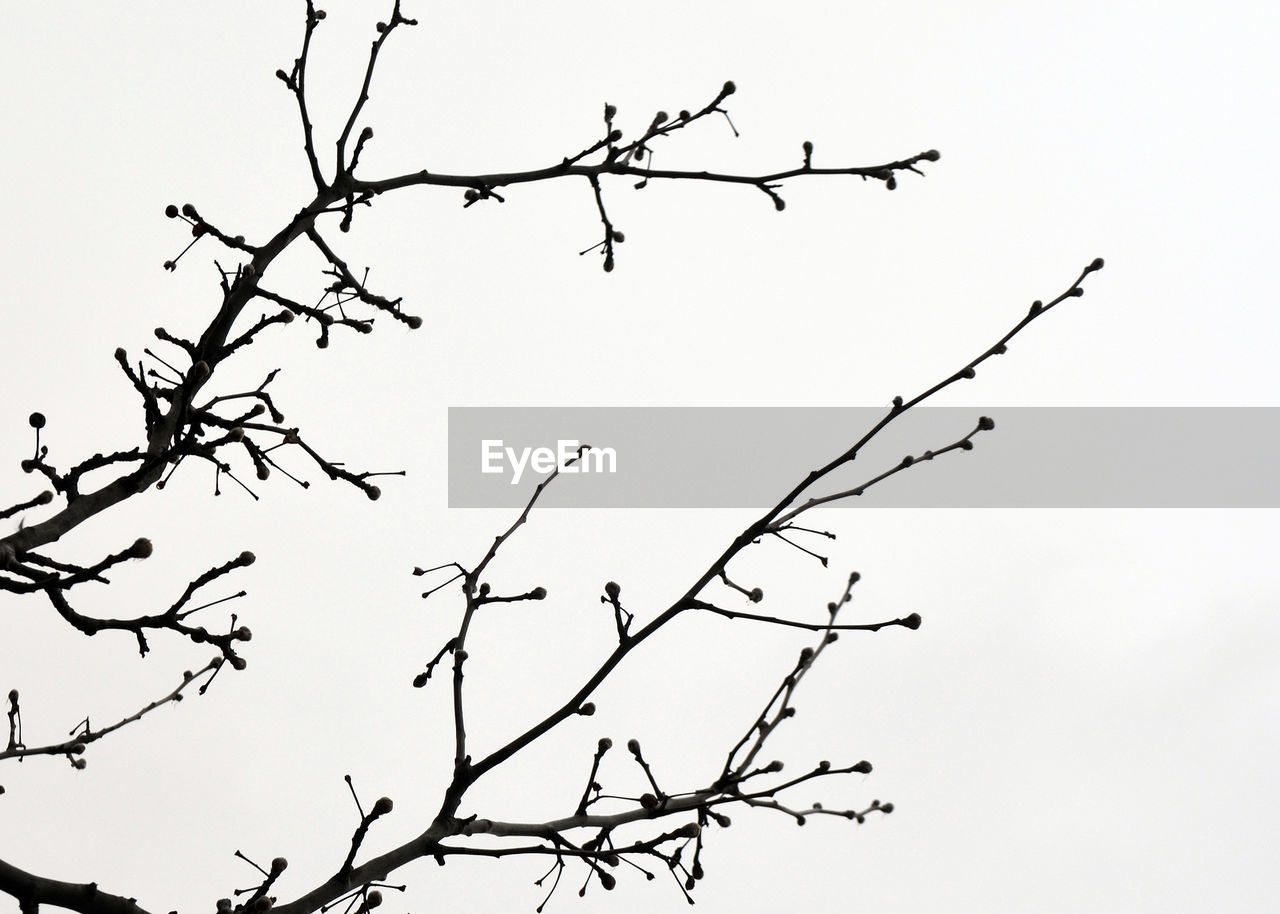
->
xmin=0 ymin=4 xmax=1113 ymax=914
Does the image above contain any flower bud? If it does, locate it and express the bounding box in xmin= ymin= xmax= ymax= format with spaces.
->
xmin=852 ymin=760 xmax=872 ymax=774
xmin=902 ymin=612 xmax=922 ymax=630
xmin=129 ymin=538 xmax=153 ymax=559
xmin=978 ymin=416 xmax=995 ymax=431
xmin=181 ymin=203 xmax=197 ymax=218
xmin=598 ymin=737 xmax=613 ymax=751
xmin=605 ymin=581 xmax=621 ymax=599
xmin=627 ymin=738 xmax=641 ymax=755
xmin=270 ymin=857 xmax=288 ymax=875
xmin=722 ymin=80 xmax=736 ymax=95
xmin=372 ymin=796 xmax=394 ymax=816
xmin=229 ymin=655 xmax=247 ymax=671
xmin=748 ymin=587 xmax=763 ymax=603
xmin=165 ymin=204 xmax=180 ymax=218
xmin=28 ymin=412 xmax=46 ymax=429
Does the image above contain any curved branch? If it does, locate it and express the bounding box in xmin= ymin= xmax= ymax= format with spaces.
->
xmin=0 ymin=858 xmax=154 ymax=914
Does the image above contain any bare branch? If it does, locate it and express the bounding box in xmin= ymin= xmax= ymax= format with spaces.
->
xmin=280 ymin=2 xmax=329 ymax=190
xmin=333 ymin=3 xmax=418 ymax=178
xmin=0 ymin=659 xmax=222 ymax=766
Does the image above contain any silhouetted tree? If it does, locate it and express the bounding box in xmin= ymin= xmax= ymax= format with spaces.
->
xmin=0 ymin=4 xmax=1102 ymax=913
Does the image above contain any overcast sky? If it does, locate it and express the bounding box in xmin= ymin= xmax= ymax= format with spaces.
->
xmin=2 ymin=2 xmax=1278 ymax=912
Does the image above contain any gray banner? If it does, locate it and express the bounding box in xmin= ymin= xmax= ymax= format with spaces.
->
xmin=447 ymin=407 xmax=1280 ymax=508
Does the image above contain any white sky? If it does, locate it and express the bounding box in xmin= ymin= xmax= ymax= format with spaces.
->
xmin=2 ymin=2 xmax=1278 ymax=912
